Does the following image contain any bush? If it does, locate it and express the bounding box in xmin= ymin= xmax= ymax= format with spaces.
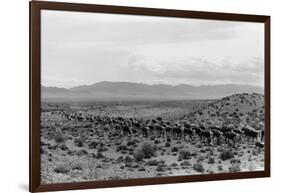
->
xmin=156 ymin=164 xmax=167 ymax=172
xmin=54 ymin=165 xmax=70 ymax=174
xmin=54 ymin=132 xmax=65 ymax=144
xmin=193 ymin=163 xmax=205 ymax=173
xmin=170 ymin=162 xmax=178 ymax=167
xmin=72 ymin=163 xmax=83 ymax=171
xmin=124 ymin=155 xmax=134 ymax=163
xmin=180 ymin=161 xmax=191 ymax=167
xmin=134 ymin=150 xmax=145 ymax=162
xmin=59 ymin=143 xmax=68 ymax=151
xmin=219 ymin=150 xmax=234 ymax=161
xmin=116 ymin=145 xmax=127 ymax=152
xmin=230 ymin=158 xmax=241 ymax=165
xmin=146 ymin=159 xmax=159 ymax=166
xmin=229 ymin=165 xmax=241 ymax=173
xmin=76 ymin=149 xmax=88 ymax=156
xmin=208 ymin=157 xmax=215 ymax=164
xmin=116 ymin=156 xmax=124 ymax=163
xmin=217 ymin=165 xmax=223 ymax=171
xmin=171 ymin=147 xmax=179 ymax=153
xmin=165 ymin=142 xmax=171 ymax=147
xmin=139 ymin=143 xmax=156 ymax=159
xmin=127 ymin=140 xmax=137 ymax=146
xmin=138 ymin=167 xmax=146 ymax=171
xmin=178 ymin=150 xmax=192 ymax=160
xmin=74 ymin=138 xmax=84 ymax=147
xmin=88 ymin=141 xmax=98 ymax=149
xmin=96 ymin=152 xmax=104 ymax=159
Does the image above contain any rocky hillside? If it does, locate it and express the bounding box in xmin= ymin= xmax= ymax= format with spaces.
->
xmin=185 ymin=93 xmax=264 ymax=130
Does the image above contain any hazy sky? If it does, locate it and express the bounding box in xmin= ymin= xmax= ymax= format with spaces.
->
xmin=41 ymin=10 xmax=264 ymax=88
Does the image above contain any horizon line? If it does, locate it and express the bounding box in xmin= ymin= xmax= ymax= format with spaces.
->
xmin=42 ymin=80 xmax=264 ymax=90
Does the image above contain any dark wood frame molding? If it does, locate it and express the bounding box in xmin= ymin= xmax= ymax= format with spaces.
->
xmin=30 ymin=1 xmax=270 ymax=192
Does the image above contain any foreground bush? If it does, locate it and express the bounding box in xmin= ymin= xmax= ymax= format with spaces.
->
xmin=138 ymin=142 xmax=156 ymax=159
xmin=178 ymin=149 xmax=192 ymax=160
xmin=193 ymin=163 xmax=205 ymax=173
xmin=54 ymin=165 xmax=70 ymax=174
xmin=219 ymin=150 xmax=234 ymax=161
xmin=145 ymin=160 xmax=159 ymax=166
xmin=54 ymin=132 xmax=65 ymax=144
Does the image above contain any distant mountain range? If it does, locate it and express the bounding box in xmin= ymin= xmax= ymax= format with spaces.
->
xmin=42 ymin=81 xmax=263 ymax=101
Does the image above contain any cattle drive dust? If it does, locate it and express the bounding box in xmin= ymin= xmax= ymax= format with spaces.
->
xmin=40 ymin=93 xmax=264 ymax=184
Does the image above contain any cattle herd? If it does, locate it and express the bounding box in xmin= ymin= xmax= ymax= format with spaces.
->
xmin=56 ymin=111 xmax=264 ymax=148
xmin=40 ymin=95 xmax=265 ymax=184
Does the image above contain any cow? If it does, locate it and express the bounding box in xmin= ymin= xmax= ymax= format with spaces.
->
xmin=223 ymin=131 xmax=237 ymax=146
xmin=201 ymin=130 xmax=212 ymax=144
xmin=212 ymin=129 xmax=223 ymax=145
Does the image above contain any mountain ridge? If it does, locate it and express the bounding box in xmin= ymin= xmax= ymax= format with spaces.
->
xmin=42 ymin=81 xmax=263 ymax=100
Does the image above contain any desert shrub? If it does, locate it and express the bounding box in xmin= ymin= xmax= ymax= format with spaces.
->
xmin=208 ymin=157 xmax=215 ymax=164
xmin=139 ymin=143 xmax=156 ymax=159
xmin=146 ymin=159 xmax=159 ymax=166
xmin=138 ymin=167 xmax=146 ymax=171
xmin=124 ymin=155 xmax=134 ymax=163
xmin=116 ymin=145 xmax=127 ymax=152
xmin=121 ymin=150 xmax=127 ymax=154
xmin=54 ymin=165 xmax=70 ymax=174
xmin=96 ymin=152 xmax=104 ymax=159
xmin=108 ymin=176 xmax=122 ymax=180
xmin=76 ymin=149 xmax=88 ymax=156
xmin=54 ymin=132 xmax=65 ymax=144
xmin=230 ymin=158 xmax=241 ymax=165
xmin=178 ymin=150 xmax=192 ymax=160
xmin=72 ymin=163 xmax=83 ymax=171
xmin=59 ymin=143 xmax=68 ymax=151
xmin=197 ymin=155 xmax=205 ymax=162
xmin=171 ymin=147 xmax=179 ymax=152
xmin=85 ymin=123 xmax=93 ymax=128
xmin=131 ymin=163 xmax=139 ymax=168
xmin=88 ymin=141 xmax=98 ymax=149
xmin=196 ymin=144 xmax=203 ymax=148
xmin=156 ymin=117 xmax=162 ymax=121
xmin=252 ymin=148 xmax=259 ymax=156
xmin=165 ymin=142 xmax=171 ymax=147
xmin=200 ymin=149 xmax=206 ymax=153
xmin=127 ymin=140 xmax=137 ymax=146
xmin=156 ymin=164 xmax=167 ymax=172
xmin=166 ymin=138 xmax=171 ymax=142
xmin=40 ymin=147 xmax=45 ymax=155
xmin=217 ymin=165 xmax=223 ymax=171
xmin=170 ymin=162 xmax=178 ymax=167
xmin=219 ymin=150 xmax=234 ymax=161
xmin=116 ymin=156 xmax=124 ymax=164
xmin=154 ymin=139 xmax=161 ymax=145
xmin=193 ymin=163 xmax=205 ymax=173
xmin=180 ymin=161 xmax=191 ymax=167
xmin=74 ymin=138 xmax=84 ymax=147
xmin=229 ymin=165 xmax=241 ymax=173
xmin=134 ymin=150 xmax=145 ymax=162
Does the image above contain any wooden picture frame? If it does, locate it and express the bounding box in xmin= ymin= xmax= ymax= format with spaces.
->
xmin=30 ymin=1 xmax=270 ymax=192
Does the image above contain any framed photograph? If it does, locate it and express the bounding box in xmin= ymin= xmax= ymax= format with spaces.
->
xmin=30 ymin=1 xmax=270 ymax=192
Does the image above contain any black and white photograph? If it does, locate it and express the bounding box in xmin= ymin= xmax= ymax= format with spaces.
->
xmin=40 ymin=9 xmax=265 ymax=184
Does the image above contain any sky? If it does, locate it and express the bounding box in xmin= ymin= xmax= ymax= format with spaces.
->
xmin=41 ymin=10 xmax=264 ymax=89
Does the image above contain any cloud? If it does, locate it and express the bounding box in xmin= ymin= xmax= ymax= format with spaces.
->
xmin=41 ymin=10 xmax=264 ymax=88
xmin=127 ymin=52 xmax=264 ymax=86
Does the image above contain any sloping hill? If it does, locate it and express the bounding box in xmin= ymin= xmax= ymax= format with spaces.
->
xmin=185 ymin=93 xmax=264 ymax=130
